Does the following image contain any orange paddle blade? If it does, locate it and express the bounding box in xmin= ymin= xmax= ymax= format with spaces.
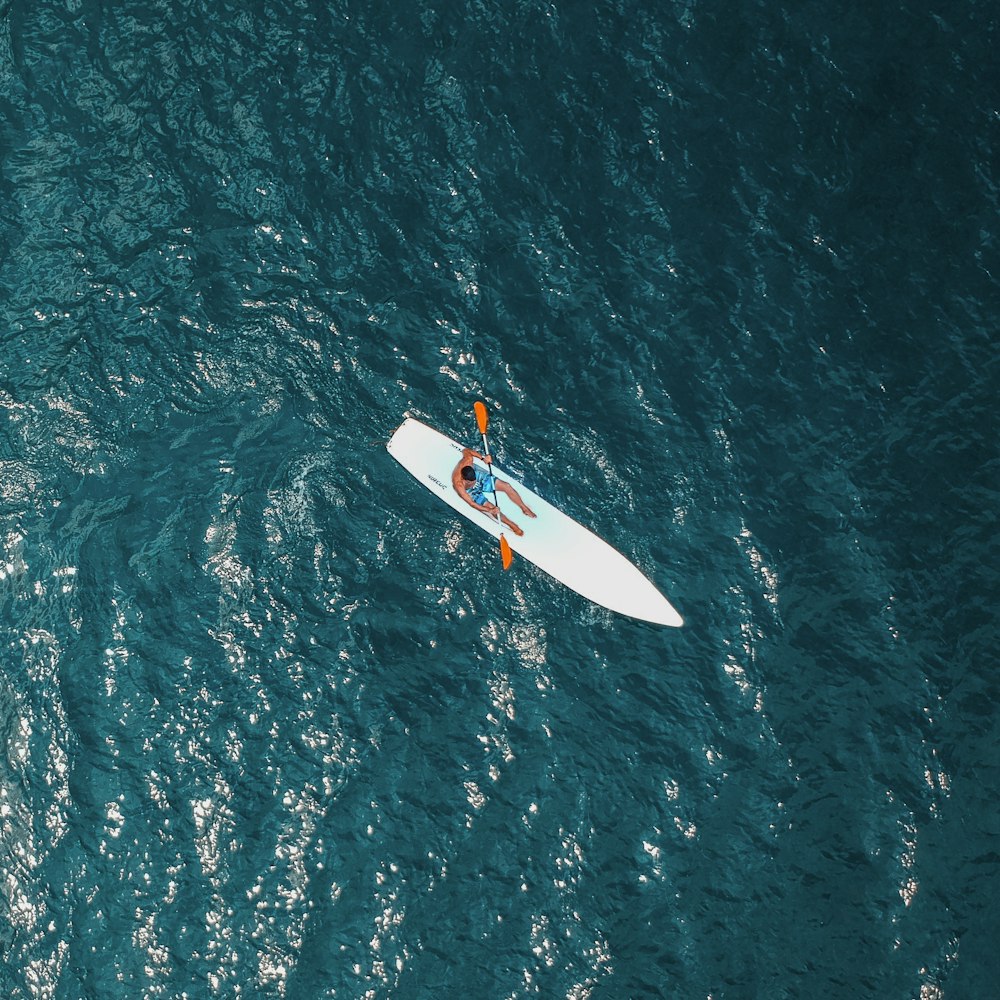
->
xmin=474 ymin=400 xmax=489 ymax=435
xmin=500 ymin=534 xmax=513 ymax=570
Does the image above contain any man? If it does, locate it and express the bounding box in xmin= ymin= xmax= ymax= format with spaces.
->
xmin=452 ymin=447 xmax=535 ymax=536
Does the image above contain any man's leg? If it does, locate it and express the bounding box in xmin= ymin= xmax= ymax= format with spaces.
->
xmin=481 ymin=501 xmax=523 ymax=536
xmin=495 ymin=481 xmax=535 ymax=518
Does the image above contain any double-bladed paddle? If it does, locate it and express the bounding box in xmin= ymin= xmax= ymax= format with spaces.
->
xmin=473 ymin=401 xmax=513 ymax=570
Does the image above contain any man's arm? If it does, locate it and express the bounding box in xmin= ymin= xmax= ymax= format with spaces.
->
xmin=460 ymin=446 xmax=492 ymax=463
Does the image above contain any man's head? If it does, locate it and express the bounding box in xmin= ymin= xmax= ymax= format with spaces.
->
xmin=461 ymin=466 xmax=476 ymax=482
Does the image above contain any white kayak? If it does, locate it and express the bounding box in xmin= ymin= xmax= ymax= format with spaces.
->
xmin=386 ymin=417 xmax=683 ymax=627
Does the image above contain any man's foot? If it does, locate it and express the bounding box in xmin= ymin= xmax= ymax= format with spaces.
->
xmin=508 ymin=523 xmax=524 ymax=537
xmin=520 ymin=504 xmax=536 ymax=518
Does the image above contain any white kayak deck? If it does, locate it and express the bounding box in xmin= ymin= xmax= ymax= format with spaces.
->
xmin=387 ymin=417 xmax=683 ymax=627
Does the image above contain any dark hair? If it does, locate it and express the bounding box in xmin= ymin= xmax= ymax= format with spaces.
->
xmin=461 ymin=466 xmax=476 ymax=482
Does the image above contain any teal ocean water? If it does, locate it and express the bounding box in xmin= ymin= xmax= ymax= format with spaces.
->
xmin=2 ymin=1 xmax=998 ymax=996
